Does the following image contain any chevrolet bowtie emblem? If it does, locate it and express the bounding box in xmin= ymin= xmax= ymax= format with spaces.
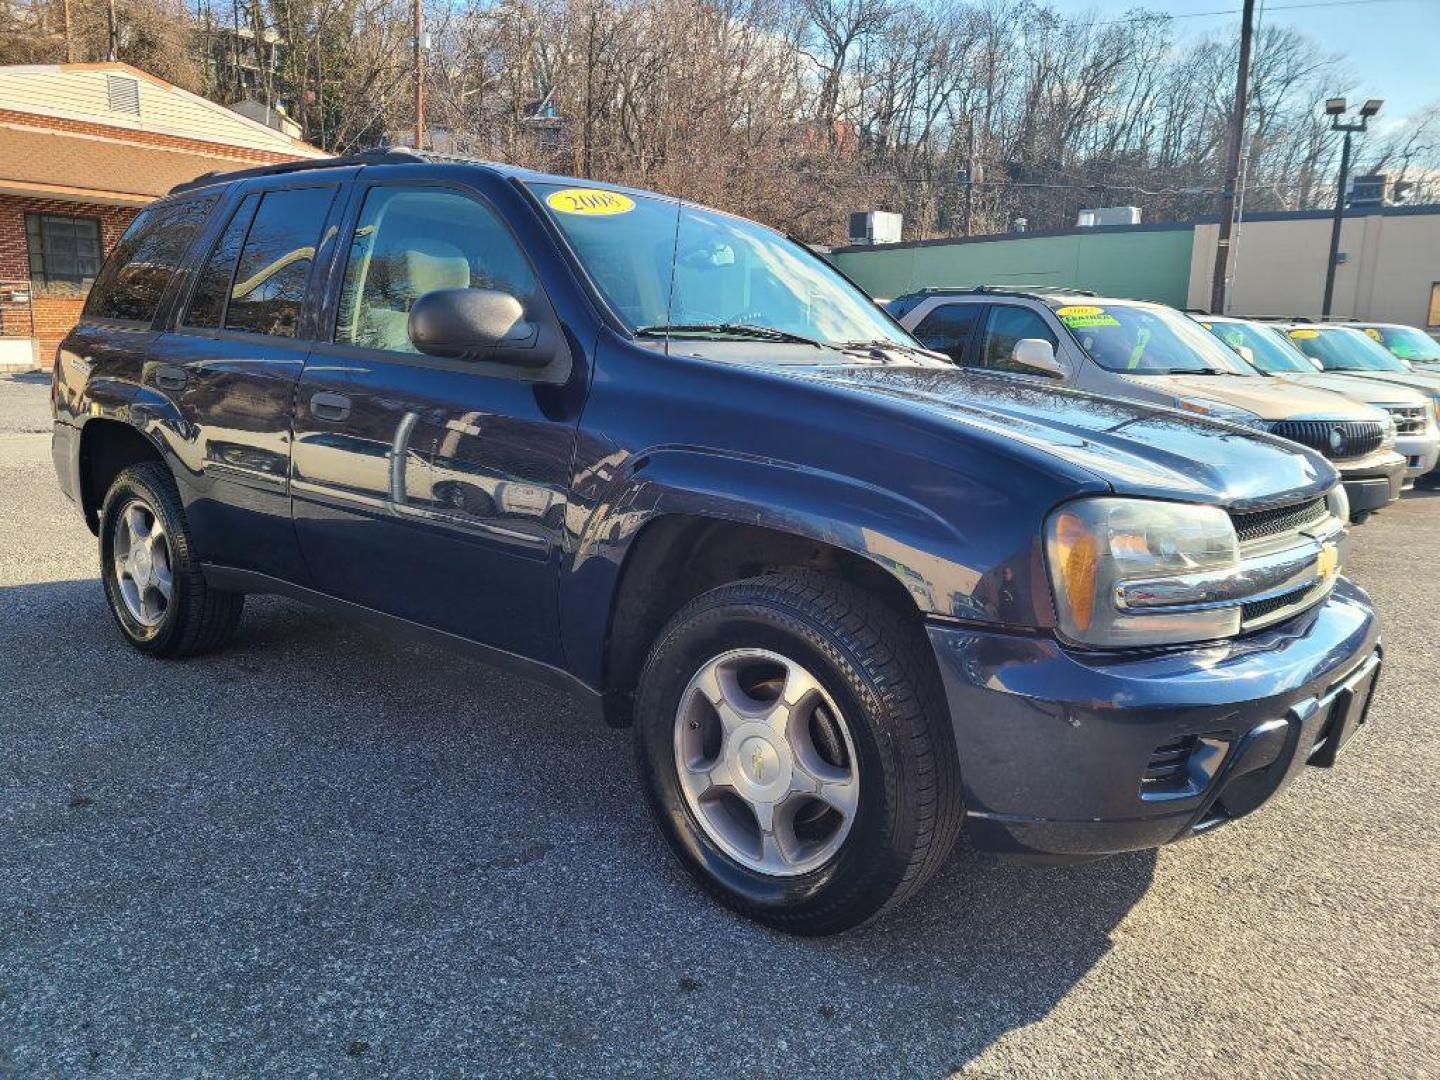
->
xmin=1317 ymin=541 xmax=1339 ymax=579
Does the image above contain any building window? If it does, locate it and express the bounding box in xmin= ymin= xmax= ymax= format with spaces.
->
xmin=26 ymin=213 xmax=104 ymax=288
xmin=1429 ymin=283 xmax=1440 ymax=328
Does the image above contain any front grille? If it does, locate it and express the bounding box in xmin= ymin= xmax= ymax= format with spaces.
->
xmin=1229 ymin=497 xmax=1327 ymax=544
xmin=1142 ymin=735 xmax=1198 ymax=788
xmin=1383 ymin=404 xmax=1427 ymax=435
xmin=1268 ymin=419 xmax=1384 ymax=460
xmin=1241 ymin=578 xmax=1328 ymax=625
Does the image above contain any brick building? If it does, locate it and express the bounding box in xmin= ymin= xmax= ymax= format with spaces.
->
xmin=0 ymin=62 xmax=324 ymax=370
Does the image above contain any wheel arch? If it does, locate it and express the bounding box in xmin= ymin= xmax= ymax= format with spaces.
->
xmin=77 ymin=418 xmax=168 ymax=534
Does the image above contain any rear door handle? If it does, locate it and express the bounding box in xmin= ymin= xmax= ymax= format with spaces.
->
xmin=154 ymin=365 xmax=187 ymax=391
xmin=310 ymin=392 xmax=351 ymax=422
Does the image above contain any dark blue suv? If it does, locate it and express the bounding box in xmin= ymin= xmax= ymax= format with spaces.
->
xmin=51 ymin=152 xmax=1381 ymax=934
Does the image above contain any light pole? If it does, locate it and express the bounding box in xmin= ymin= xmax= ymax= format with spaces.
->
xmin=1321 ymin=97 xmax=1382 ymax=318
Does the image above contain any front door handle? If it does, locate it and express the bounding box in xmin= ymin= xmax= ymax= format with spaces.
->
xmin=310 ymin=391 xmax=352 ymax=422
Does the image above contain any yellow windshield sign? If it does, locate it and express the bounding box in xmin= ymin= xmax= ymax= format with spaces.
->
xmin=1289 ymin=329 xmax=1320 ymax=339
xmin=1363 ymin=327 xmax=1383 ymax=341
xmin=546 ymin=188 xmax=636 ymax=216
xmin=1056 ymin=304 xmax=1119 ymax=330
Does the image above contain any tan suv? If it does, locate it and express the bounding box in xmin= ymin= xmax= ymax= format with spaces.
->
xmin=888 ymin=288 xmax=1407 ymax=522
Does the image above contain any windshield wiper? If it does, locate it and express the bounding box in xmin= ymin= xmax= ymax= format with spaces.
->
xmin=634 ymin=323 xmax=826 ymax=348
xmin=838 ymin=338 xmax=944 ymax=362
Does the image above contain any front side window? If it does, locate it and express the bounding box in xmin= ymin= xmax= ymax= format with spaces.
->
xmin=1199 ymin=320 xmax=1317 ymax=374
xmin=1288 ymin=327 xmax=1410 ymax=372
xmin=335 ymin=187 xmax=537 ymax=354
xmin=84 ymin=198 xmax=214 ymax=322
xmin=912 ymin=304 xmax=980 ymax=365
xmin=224 ymin=186 xmax=336 ymax=338
xmin=981 ymin=305 xmax=1059 ymax=374
xmin=1049 ymin=300 xmax=1253 ymax=376
xmin=27 ymin=213 xmax=103 ymax=288
xmin=529 ymin=183 xmax=911 ymax=348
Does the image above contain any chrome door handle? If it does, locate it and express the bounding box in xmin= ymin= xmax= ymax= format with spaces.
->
xmin=310 ymin=392 xmax=351 ymax=422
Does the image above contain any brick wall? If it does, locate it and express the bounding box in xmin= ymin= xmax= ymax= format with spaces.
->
xmin=0 ymin=194 xmax=139 ymax=368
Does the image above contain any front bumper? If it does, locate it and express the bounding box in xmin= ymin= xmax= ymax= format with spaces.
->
xmin=1336 ymin=450 xmax=1406 ymax=514
xmin=927 ymin=577 xmax=1380 ymax=859
xmin=1394 ymin=429 xmax=1440 ymax=479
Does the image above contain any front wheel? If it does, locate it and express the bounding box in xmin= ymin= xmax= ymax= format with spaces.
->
xmin=634 ymin=573 xmax=964 ymax=935
xmin=99 ymin=461 xmax=244 ymax=657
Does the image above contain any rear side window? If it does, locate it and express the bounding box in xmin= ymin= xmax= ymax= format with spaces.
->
xmin=224 ymin=186 xmax=337 ymax=338
xmin=83 ymin=197 xmax=214 ymax=323
xmin=980 ymin=305 xmax=1059 ymax=374
xmin=185 ymin=194 xmax=259 ymax=329
xmin=912 ymin=303 xmax=980 ymax=365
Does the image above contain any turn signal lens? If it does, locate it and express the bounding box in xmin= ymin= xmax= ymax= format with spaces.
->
xmin=1051 ymin=510 xmax=1097 ymax=631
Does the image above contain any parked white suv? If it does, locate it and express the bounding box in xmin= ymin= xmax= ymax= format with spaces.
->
xmin=889 ymin=288 xmax=1407 ymax=521
xmin=1193 ymin=314 xmax=1440 ymax=485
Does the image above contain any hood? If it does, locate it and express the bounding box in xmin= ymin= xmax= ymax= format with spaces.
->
xmin=1314 ymin=368 xmax=1440 ymax=398
xmin=781 ymin=365 xmax=1335 ymax=508
xmin=1274 ymin=371 xmax=1430 ymax=407
xmin=1120 ymin=372 xmax=1376 ymax=420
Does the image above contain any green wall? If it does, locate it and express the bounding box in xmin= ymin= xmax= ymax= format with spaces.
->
xmin=829 ymin=226 xmax=1196 ymax=306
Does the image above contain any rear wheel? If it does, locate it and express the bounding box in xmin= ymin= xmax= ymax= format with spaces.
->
xmin=634 ymin=572 xmax=964 ymax=935
xmin=99 ymin=461 xmax=244 ymax=656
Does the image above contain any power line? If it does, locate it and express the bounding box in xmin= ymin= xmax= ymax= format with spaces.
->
xmin=1093 ymin=0 xmax=1404 ymax=25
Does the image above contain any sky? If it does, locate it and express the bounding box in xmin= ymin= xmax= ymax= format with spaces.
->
xmin=1074 ymin=0 xmax=1439 ymax=127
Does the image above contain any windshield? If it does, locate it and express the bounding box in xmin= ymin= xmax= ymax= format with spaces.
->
xmin=1048 ymin=300 xmax=1255 ymax=375
xmin=529 ymin=183 xmax=912 ymax=348
xmin=1199 ymin=319 xmax=1319 ymax=374
xmin=1286 ymin=327 xmax=1412 ymax=372
xmin=1364 ymin=325 xmax=1440 ymax=364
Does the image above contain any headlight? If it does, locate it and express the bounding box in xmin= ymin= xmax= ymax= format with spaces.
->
xmin=1175 ymin=397 xmax=1267 ymax=429
xmin=1326 ymin=483 xmax=1350 ymax=525
xmin=1046 ymin=498 xmax=1240 ymax=648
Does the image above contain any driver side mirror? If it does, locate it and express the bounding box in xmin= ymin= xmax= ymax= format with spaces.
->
xmin=1011 ymin=338 xmax=1064 ymax=377
xmin=408 ymin=287 xmax=554 ymax=368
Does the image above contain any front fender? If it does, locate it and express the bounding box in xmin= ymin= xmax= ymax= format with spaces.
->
xmin=560 ymin=445 xmax=1050 ymax=688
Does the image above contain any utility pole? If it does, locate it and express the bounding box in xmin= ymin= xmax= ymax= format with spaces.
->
xmin=412 ymin=0 xmax=424 ymax=151
xmin=1209 ymin=0 xmax=1255 ymax=315
xmin=1321 ymin=98 xmax=1382 ymax=317
xmin=963 ymin=113 xmax=976 ymax=237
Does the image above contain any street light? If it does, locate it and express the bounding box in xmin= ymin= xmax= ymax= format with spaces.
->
xmin=1321 ymin=97 xmax=1383 ymax=317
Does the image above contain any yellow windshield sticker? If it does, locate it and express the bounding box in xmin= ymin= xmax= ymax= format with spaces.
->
xmin=1056 ymin=305 xmax=1119 ymax=330
xmin=1363 ymin=327 xmax=1383 ymax=340
xmin=545 ymin=188 xmax=636 ymax=216
xmin=1289 ymin=329 xmax=1320 ymax=339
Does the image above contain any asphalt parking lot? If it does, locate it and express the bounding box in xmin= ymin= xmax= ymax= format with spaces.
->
xmin=1 ymin=371 xmax=1437 ymax=1078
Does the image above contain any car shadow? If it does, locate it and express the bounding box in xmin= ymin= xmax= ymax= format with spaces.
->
xmin=1 ymin=369 xmax=51 ymax=386
xmin=1 ymin=577 xmax=1154 ymax=1076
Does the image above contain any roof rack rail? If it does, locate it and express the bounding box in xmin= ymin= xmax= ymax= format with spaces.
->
xmin=1182 ymin=307 xmax=1212 ymax=315
xmin=168 ymin=147 xmax=427 ymax=195
xmin=901 ymin=284 xmax=1098 ymax=298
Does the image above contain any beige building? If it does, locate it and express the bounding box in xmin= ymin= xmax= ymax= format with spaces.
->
xmin=1189 ymin=206 xmax=1440 ymax=328
xmin=0 ymin=62 xmax=324 ymax=369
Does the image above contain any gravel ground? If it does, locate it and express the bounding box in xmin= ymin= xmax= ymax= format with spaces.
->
xmin=1 ymin=371 xmax=1437 ymax=1078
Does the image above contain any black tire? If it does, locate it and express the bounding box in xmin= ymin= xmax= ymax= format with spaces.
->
xmin=634 ymin=572 xmax=964 ymax=935
xmin=99 ymin=461 xmax=244 ymax=657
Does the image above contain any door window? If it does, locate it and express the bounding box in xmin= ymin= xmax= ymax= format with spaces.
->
xmin=335 ymin=187 xmax=537 ymax=354
xmin=184 ymin=194 xmax=259 ymax=329
xmin=223 ymin=186 xmax=337 ymax=338
xmin=911 ymin=303 xmax=980 ymax=365
xmin=980 ymin=305 xmax=1059 ymax=374
xmin=83 ymin=197 xmax=215 ymax=323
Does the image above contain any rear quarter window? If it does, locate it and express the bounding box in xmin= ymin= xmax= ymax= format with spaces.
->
xmin=83 ymin=197 xmax=215 ymax=323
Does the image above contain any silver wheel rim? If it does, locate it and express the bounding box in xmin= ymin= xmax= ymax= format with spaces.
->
xmin=113 ymin=498 xmax=174 ymax=628
xmin=673 ymin=648 xmax=859 ymax=877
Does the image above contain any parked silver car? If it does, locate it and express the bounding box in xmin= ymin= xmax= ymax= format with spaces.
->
xmin=1347 ymin=321 xmax=1440 ymax=371
xmin=889 ymin=288 xmax=1407 ymax=521
xmin=1193 ymin=314 xmax=1440 ymax=484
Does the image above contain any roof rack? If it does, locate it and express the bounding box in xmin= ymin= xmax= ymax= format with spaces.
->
xmin=168 ymin=147 xmax=427 ymax=195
